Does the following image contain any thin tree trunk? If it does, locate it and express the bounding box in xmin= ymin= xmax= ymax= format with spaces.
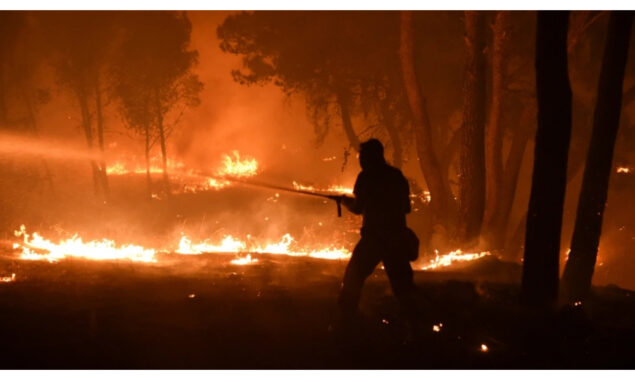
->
xmin=156 ymin=95 xmax=170 ymax=197
xmin=441 ymin=129 xmax=461 ymax=178
xmin=144 ymin=122 xmax=152 ymax=200
xmin=76 ymin=89 xmax=101 ymax=198
xmin=458 ymin=11 xmax=487 ymax=244
xmin=484 ymin=11 xmax=511 ymax=232
xmin=562 ymin=11 xmax=634 ymax=302
xmin=505 ymin=133 xmax=586 ymax=258
xmin=380 ymin=99 xmax=403 ymax=168
xmin=489 ymin=105 xmax=536 ymax=249
xmin=521 ymin=11 xmax=572 ymax=309
xmin=94 ymin=78 xmax=109 ymax=200
xmin=23 ymin=91 xmax=56 ymax=195
xmin=335 ymin=88 xmax=361 ymax=152
xmin=399 ymin=10 xmax=450 ymax=226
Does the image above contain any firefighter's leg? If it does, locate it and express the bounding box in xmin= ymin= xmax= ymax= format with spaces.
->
xmin=383 ymin=254 xmax=419 ymax=322
xmin=337 ymin=239 xmax=381 ymax=317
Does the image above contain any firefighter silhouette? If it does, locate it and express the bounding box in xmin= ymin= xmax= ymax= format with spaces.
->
xmin=338 ymin=139 xmax=419 ymax=322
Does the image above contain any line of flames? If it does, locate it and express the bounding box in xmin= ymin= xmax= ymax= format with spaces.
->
xmin=12 ymin=225 xmax=489 ymax=270
xmin=107 ymin=151 xmax=259 ymax=194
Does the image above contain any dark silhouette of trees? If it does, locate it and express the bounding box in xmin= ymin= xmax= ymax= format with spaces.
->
xmin=562 ymin=11 xmax=634 ymax=302
xmin=458 ymin=11 xmax=487 ymax=245
xmin=521 ymin=11 xmax=572 ymax=309
xmin=218 ymin=12 xmax=414 ymax=169
xmin=112 ymin=12 xmax=202 ymax=198
xmin=0 ymin=12 xmax=25 ymax=125
xmin=483 ymin=11 xmax=511 ymax=246
xmin=399 ymin=10 xmax=452 ymax=231
xmin=42 ymin=12 xmax=117 ymax=200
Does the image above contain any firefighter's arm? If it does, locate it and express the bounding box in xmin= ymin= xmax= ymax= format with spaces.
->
xmin=342 ymin=173 xmax=365 ymax=215
xmin=341 ymin=195 xmax=362 ymax=214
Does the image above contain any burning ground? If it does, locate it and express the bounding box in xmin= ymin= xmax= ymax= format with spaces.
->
xmin=1 ymin=10 xmax=635 ymax=369
xmin=2 ymin=237 xmax=635 ymax=368
xmin=1 ymin=157 xmax=635 ymax=369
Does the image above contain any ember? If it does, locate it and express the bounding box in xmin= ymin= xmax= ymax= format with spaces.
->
xmin=480 ymin=344 xmax=489 ymax=353
xmin=616 ymin=166 xmax=631 ymax=174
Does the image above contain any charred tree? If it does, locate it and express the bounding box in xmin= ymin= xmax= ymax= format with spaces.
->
xmin=335 ymin=88 xmax=361 ymax=152
xmin=483 ymin=11 xmax=511 ymax=243
xmin=521 ymin=11 xmax=572 ymax=309
xmin=381 ymin=105 xmax=403 ymax=168
xmin=23 ymin=90 xmax=55 ymax=194
xmin=458 ymin=11 xmax=487 ymax=244
xmin=562 ymin=11 xmax=634 ymax=302
xmin=156 ymin=92 xmax=171 ymax=197
xmin=76 ymin=88 xmax=103 ymax=198
xmin=144 ymin=122 xmax=153 ymax=200
xmin=399 ymin=11 xmax=450 ymax=228
xmin=94 ymin=79 xmax=109 ymax=200
xmin=491 ymin=105 xmax=536 ymax=249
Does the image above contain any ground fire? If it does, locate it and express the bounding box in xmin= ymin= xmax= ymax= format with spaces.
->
xmin=1 ymin=9 xmax=634 ymax=370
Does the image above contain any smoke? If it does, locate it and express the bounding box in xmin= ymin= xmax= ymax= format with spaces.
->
xmin=0 ymin=132 xmax=102 ymax=162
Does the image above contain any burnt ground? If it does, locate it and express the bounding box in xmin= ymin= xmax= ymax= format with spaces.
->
xmin=1 ymin=252 xmax=634 ymax=369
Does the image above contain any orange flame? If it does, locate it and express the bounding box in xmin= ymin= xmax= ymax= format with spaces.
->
xmin=1 ymin=273 xmax=16 ymax=283
xmin=14 ymin=225 xmax=157 ymax=263
xmin=230 ymin=254 xmax=259 ymax=265
xmin=419 ymin=249 xmax=490 ymax=270
xmin=216 ymin=151 xmax=259 ymax=178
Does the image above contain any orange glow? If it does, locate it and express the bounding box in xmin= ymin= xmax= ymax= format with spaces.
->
xmin=107 ymin=151 xmax=258 ymax=194
xmin=216 ymin=150 xmax=259 ymax=178
xmin=1 ymin=273 xmax=16 ymax=283
xmin=14 ymin=225 xmax=157 ymax=263
xmin=13 ymin=225 xmax=351 ymax=264
xmin=292 ymin=181 xmax=354 ymax=195
xmin=419 ymin=249 xmax=490 ymax=270
xmin=230 ymin=254 xmax=259 ymax=265
xmin=480 ymin=344 xmax=489 ymax=352
xmin=616 ymin=166 xmax=631 ymax=174
xmin=13 ymin=225 xmax=497 ymax=273
xmin=176 ymin=234 xmax=246 ymax=254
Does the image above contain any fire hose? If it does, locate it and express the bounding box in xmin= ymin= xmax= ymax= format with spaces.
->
xmin=200 ymin=174 xmax=350 ymax=217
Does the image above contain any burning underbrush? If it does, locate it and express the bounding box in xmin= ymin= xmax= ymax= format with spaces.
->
xmin=1 ymin=149 xmax=500 ymax=281
xmin=9 ymin=224 xmax=493 ymax=273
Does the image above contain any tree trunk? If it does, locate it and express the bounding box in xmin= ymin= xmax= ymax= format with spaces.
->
xmin=441 ymin=129 xmax=461 ymax=178
xmin=144 ymin=122 xmax=152 ymax=200
xmin=156 ymin=99 xmax=170 ymax=197
xmin=380 ymin=98 xmax=403 ymax=168
xmin=521 ymin=11 xmax=572 ymax=309
xmin=0 ymin=63 xmax=6 ymax=123
xmin=399 ymin=10 xmax=450 ymax=226
xmin=623 ymin=83 xmax=635 ymax=106
xmin=335 ymin=88 xmax=361 ymax=152
xmin=23 ymin=90 xmax=56 ymax=195
xmin=488 ymin=105 xmax=536 ymax=249
xmin=562 ymin=11 xmax=634 ymax=302
xmin=76 ymin=89 xmax=101 ymax=198
xmin=94 ymin=78 xmax=109 ymax=200
xmin=458 ymin=11 xmax=487 ymax=244
xmin=484 ymin=11 xmax=511 ymax=233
